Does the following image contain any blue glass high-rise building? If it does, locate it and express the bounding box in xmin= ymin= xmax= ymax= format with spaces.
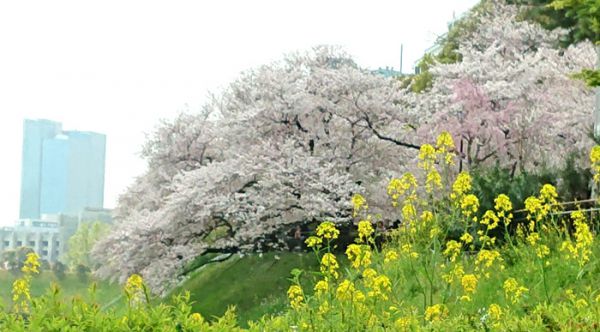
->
xmin=19 ymin=119 xmax=106 ymax=219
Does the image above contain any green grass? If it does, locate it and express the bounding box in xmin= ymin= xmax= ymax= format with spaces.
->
xmin=1 ymin=251 xmax=323 ymax=326
xmin=165 ymin=251 xmax=320 ymax=326
xmin=0 ymin=270 xmax=121 ymax=309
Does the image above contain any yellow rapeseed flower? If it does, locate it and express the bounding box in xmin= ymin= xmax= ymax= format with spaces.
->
xmin=387 ymin=173 xmax=417 ymax=207
xmin=503 ymin=278 xmax=528 ymax=304
xmin=190 ymin=313 xmax=203 ymax=323
xmin=443 ymin=240 xmax=462 ymax=262
xmin=357 ymin=220 xmax=374 ymax=243
xmin=345 ymin=244 xmax=371 ymax=269
xmin=21 ymin=252 xmax=40 ymax=275
xmin=460 ymin=232 xmax=473 ymax=244
xmin=590 ymin=146 xmax=600 ymax=183
xmin=451 ymin=172 xmax=472 ymax=201
xmin=336 ymin=279 xmax=363 ymax=302
xmin=314 ymin=280 xmax=329 ymax=296
xmin=460 ymin=194 xmax=479 ymax=218
xmin=418 ymin=144 xmax=437 ymax=171
xmin=316 ymin=221 xmax=340 ymax=240
xmin=384 ymin=250 xmax=399 ymax=263
xmin=560 ymin=210 xmax=593 ymax=266
xmin=436 ymin=131 xmax=456 ymax=165
xmin=461 ymin=274 xmax=478 ymax=294
xmin=494 ymin=194 xmax=513 ymax=225
xmin=352 ymin=193 xmax=368 ymax=217
xmin=424 ymin=304 xmax=448 ymax=322
xmin=287 ymin=285 xmax=304 ymax=310
xmin=320 ymin=253 xmax=340 ymax=279
xmin=305 ymin=236 xmax=322 ymax=248
xmin=480 ymin=210 xmax=500 ymax=230
xmin=488 ymin=304 xmax=502 ymax=321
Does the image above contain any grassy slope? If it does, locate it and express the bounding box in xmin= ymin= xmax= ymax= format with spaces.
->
xmin=1 ymin=252 xmax=321 ymax=325
xmin=166 ymin=251 xmax=319 ymax=325
xmin=0 ymin=271 xmax=121 ymax=308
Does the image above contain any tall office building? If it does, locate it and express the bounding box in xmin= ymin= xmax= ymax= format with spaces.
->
xmin=19 ymin=119 xmax=106 ymax=219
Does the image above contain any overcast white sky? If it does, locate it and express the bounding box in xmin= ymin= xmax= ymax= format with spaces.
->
xmin=0 ymin=0 xmax=479 ymax=226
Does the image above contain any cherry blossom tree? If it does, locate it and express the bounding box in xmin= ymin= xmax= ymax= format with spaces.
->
xmin=411 ymin=0 xmax=595 ymax=173
xmin=93 ymin=47 xmax=423 ymax=293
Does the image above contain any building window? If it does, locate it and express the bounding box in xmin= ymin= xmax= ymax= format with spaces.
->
xmin=42 ymin=241 xmax=49 ymax=247
xmin=42 ymin=250 xmax=48 ymax=256
xmin=28 ymin=241 xmax=35 ymax=247
xmin=55 ymin=241 xmax=60 ymax=247
xmin=16 ymin=241 xmax=22 ymax=246
xmin=3 ymin=241 xmax=9 ymax=247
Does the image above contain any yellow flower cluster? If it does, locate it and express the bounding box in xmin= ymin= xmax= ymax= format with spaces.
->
xmin=22 ymin=252 xmax=41 ymax=274
xmin=387 ymin=173 xmax=417 ymax=207
xmin=436 ymin=131 xmax=455 ymax=165
xmin=320 ymin=253 xmax=340 ymax=279
xmin=401 ymin=243 xmax=419 ymax=259
xmin=357 ymin=220 xmax=374 ymax=243
xmin=384 ymin=250 xmax=399 ymax=263
xmin=494 ymin=194 xmax=513 ymax=225
xmin=424 ymin=304 xmax=448 ymax=322
xmin=124 ymin=274 xmax=147 ymax=305
xmin=12 ymin=252 xmax=40 ymax=313
xmin=305 ymin=235 xmax=322 ymax=248
xmin=418 ymin=144 xmax=437 ymax=171
xmin=525 ymin=184 xmax=559 ymax=228
xmin=451 ymin=172 xmax=472 ymax=201
xmin=12 ymin=278 xmax=31 ymax=313
xmin=475 ymin=249 xmax=503 ymax=277
xmin=560 ymin=210 xmax=594 ymax=266
xmin=461 ymin=274 xmax=478 ymax=294
xmin=314 ymin=280 xmax=329 ymax=296
xmin=460 ymin=232 xmax=473 ymax=244
xmin=316 ymin=221 xmax=340 ymax=240
xmin=503 ymin=278 xmax=528 ymax=304
xmin=590 ymin=146 xmax=600 ymax=183
xmin=418 ymin=143 xmax=443 ymax=193
xmin=460 ymin=194 xmax=480 ymax=219
xmin=443 ymin=240 xmax=462 ymax=262
xmin=442 ymin=262 xmax=465 ymax=285
xmin=336 ymin=280 xmax=365 ymax=302
xmin=345 ymin=244 xmax=372 ymax=269
xmin=488 ymin=303 xmax=502 ymax=321
xmin=351 ymin=193 xmax=368 ymax=217
xmin=287 ymin=285 xmax=304 ymax=310
xmin=480 ymin=210 xmax=499 ymax=230
xmin=536 ymin=244 xmax=550 ymax=259
xmin=362 ymin=268 xmax=392 ymax=300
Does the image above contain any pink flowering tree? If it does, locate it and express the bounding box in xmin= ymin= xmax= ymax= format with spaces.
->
xmin=410 ymin=0 xmax=595 ymax=173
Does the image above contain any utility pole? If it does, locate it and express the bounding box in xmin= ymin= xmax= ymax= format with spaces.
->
xmin=400 ymin=44 xmax=403 ymax=74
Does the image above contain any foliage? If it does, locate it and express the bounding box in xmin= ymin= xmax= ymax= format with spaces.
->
xmin=410 ymin=0 xmax=494 ymax=92
xmin=51 ymin=262 xmax=67 ymax=281
xmin=471 ymin=151 xmax=592 ymax=214
xmin=0 ymin=247 xmax=34 ymax=274
xmin=510 ymin=0 xmax=600 ymax=87
xmin=511 ymin=0 xmax=600 ymax=46
xmin=66 ymin=221 xmax=110 ymax=270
